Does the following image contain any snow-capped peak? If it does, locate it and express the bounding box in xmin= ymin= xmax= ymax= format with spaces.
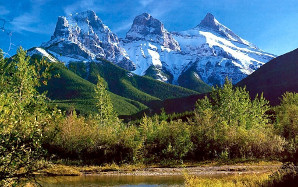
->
xmin=195 ymin=13 xmax=253 ymax=47
xmin=35 ymin=10 xmax=274 ymax=89
xmin=123 ymin=12 xmax=275 ymax=86
xmin=42 ymin=10 xmax=136 ymax=71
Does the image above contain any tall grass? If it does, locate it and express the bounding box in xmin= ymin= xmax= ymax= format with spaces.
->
xmin=184 ymin=173 xmax=270 ymax=187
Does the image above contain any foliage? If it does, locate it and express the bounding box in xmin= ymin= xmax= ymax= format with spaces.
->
xmin=200 ymin=79 xmax=270 ymax=129
xmin=190 ymin=79 xmax=285 ymax=159
xmin=44 ymin=75 xmax=142 ymax=164
xmin=94 ymin=75 xmax=118 ymax=125
xmin=139 ymin=115 xmax=193 ymax=161
xmin=0 ymin=48 xmax=53 ymax=185
xmin=275 ymin=92 xmax=298 ymax=163
xmin=40 ymin=62 xmax=148 ymax=115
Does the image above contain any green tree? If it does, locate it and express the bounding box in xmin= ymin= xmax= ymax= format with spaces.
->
xmin=0 ymin=48 xmax=52 ymax=185
xmin=275 ymin=92 xmax=298 ymax=163
xmin=94 ymin=75 xmax=118 ymax=125
xmin=191 ymin=79 xmax=283 ymax=159
xmin=198 ymin=79 xmax=270 ymax=129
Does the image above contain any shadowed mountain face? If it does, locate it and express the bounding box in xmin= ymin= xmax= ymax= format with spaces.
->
xmin=237 ymin=48 xmax=298 ymax=105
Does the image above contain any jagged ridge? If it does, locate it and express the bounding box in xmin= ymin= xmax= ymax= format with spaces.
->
xmin=37 ymin=11 xmax=275 ymax=89
xmin=42 ymin=10 xmax=136 ymax=71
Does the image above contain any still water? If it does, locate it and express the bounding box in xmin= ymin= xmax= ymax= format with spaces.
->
xmin=38 ymin=175 xmax=185 ymax=187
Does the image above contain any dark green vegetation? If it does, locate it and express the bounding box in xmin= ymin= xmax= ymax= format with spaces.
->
xmin=1 ymin=48 xmax=297 ymax=186
xmin=237 ymin=48 xmax=298 ymax=105
xmin=144 ymin=65 xmax=173 ymax=83
xmin=70 ymin=59 xmax=198 ymax=103
xmin=178 ymin=64 xmax=212 ymax=93
xmin=42 ymin=58 xmax=199 ymax=116
xmin=40 ymin=62 xmax=148 ymax=116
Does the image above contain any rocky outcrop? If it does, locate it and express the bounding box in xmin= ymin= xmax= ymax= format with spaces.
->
xmin=42 ymin=10 xmax=136 ymax=71
xmin=125 ymin=13 xmax=180 ymax=51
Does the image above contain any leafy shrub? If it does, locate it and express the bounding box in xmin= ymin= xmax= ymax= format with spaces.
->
xmin=0 ymin=48 xmax=53 ymax=185
xmin=139 ymin=115 xmax=193 ymax=161
xmin=189 ymin=79 xmax=285 ymax=160
xmin=275 ymin=92 xmax=298 ymax=163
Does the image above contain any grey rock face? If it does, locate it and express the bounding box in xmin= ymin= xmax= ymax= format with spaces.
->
xmin=43 ymin=10 xmax=136 ymax=71
xmin=125 ymin=13 xmax=180 ymax=51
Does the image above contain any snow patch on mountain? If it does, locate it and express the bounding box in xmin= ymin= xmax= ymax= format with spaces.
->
xmin=28 ymin=47 xmax=57 ymax=62
xmin=172 ymin=25 xmax=275 ymax=85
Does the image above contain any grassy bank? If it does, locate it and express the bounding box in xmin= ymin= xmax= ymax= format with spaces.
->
xmin=185 ymin=173 xmax=270 ymax=187
xmin=185 ymin=163 xmax=298 ymax=187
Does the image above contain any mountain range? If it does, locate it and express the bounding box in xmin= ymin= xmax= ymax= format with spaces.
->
xmin=25 ymin=10 xmax=297 ymax=116
xmin=29 ymin=10 xmax=275 ymax=89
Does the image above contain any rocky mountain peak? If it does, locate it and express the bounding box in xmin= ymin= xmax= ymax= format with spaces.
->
xmin=126 ymin=13 xmax=164 ymax=39
xmin=42 ymin=10 xmax=136 ymax=71
xmin=198 ymin=13 xmax=219 ymax=30
xmin=125 ymin=13 xmax=180 ymax=50
xmin=196 ymin=13 xmax=253 ymax=47
xmin=52 ymin=16 xmax=69 ymax=39
xmin=71 ymin=10 xmax=104 ymax=28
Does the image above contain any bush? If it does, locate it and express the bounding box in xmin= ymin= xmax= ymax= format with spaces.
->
xmin=275 ymin=92 xmax=298 ymax=163
xmin=139 ymin=115 xmax=193 ymax=162
xmin=44 ymin=111 xmax=98 ymax=159
xmin=189 ymin=80 xmax=285 ymax=160
xmin=0 ymin=48 xmax=53 ymax=185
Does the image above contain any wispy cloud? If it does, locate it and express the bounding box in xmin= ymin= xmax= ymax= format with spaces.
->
xmin=10 ymin=0 xmax=52 ymax=34
xmin=11 ymin=13 xmax=54 ymax=34
xmin=0 ymin=6 xmax=10 ymax=16
xmin=146 ymin=0 xmax=182 ymax=18
xmin=112 ymin=0 xmax=182 ymax=35
xmin=139 ymin=0 xmax=154 ymax=7
xmin=64 ymin=0 xmax=105 ymax=15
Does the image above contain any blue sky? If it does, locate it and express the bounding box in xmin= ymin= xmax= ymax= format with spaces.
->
xmin=0 ymin=0 xmax=297 ymax=57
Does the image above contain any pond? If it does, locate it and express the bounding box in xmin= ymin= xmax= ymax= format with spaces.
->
xmin=38 ymin=175 xmax=185 ymax=186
